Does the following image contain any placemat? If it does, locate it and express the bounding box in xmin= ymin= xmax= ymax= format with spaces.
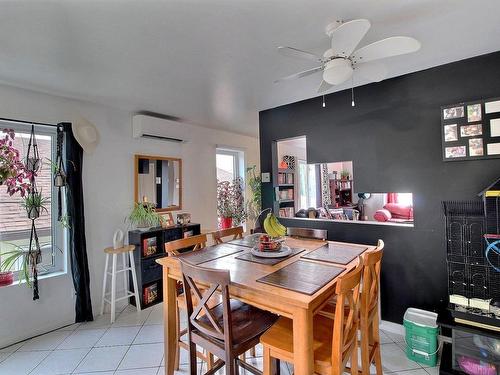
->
xmin=256 ymin=260 xmax=345 ymax=295
xmin=235 ymin=247 xmax=305 ymax=266
xmin=175 ymin=244 xmax=244 ymax=265
xmin=227 ymin=237 xmax=258 ymax=248
xmin=301 ymin=243 xmax=367 ymax=265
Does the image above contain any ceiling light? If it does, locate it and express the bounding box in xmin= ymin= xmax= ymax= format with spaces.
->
xmin=323 ymin=59 xmax=353 ymax=85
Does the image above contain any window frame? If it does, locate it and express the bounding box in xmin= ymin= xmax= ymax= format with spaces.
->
xmin=216 ymin=149 xmax=241 ymax=182
xmin=0 ymin=122 xmax=67 ymax=281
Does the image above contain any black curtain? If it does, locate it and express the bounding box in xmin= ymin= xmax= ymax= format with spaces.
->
xmin=62 ymin=122 xmax=93 ymax=322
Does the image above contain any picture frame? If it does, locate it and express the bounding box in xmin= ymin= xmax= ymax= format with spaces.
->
xmin=441 ymin=98 xmax=500 ymax=161
xmin=160 ymin=212 xmax=175 ymax=228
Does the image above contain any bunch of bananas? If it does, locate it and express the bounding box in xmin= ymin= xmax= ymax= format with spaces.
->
xmin=263 ymin=212 xmax=287 ymax=238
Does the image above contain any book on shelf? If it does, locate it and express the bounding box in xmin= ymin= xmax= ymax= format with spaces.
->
xmin=276 ymin=188 xmax=294 ymax=200
xmin=279 ymin=207 xmax=295 ymax=218
xmin=278 ymin=172 xmax=294 ymax=185
xmin=143 ymin=283 xmax=159 ymax=305
xmin=142 ymin=237 xmax=158 ymax=257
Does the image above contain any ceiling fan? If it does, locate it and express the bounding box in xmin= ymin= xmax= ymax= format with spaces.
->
xmin=275 ymin=19 xmax=421 ymax=93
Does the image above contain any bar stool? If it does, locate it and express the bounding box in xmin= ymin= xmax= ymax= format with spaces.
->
xmin=100 ymin=244 xmax=141 ymax=323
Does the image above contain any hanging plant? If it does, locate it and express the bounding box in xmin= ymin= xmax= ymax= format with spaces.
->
xmin=21 ymin=190 xmax=50 ymax=220
xmin=0 ymin=129 xmax=31 ymax=196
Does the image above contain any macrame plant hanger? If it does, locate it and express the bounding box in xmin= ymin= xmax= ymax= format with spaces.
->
xmin=54 ymin=126 xmax=67 ymax=220
xmin=26 ymin=124 xmax=42 ymax=300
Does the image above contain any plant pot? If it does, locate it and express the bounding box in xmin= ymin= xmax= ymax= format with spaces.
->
xmin=0 ymin=271 xmax=14 ymax=287
xmin=53 ymin=172 xmax=66 ymax=187
xmin=220 ymin=217 xmax=233 ymax=229
xmin=27 ymin=206 xmax=41 ymax=220
xmin=26 ymin=157 xmax=41 ymax=172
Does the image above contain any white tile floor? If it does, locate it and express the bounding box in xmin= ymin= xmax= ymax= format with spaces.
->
xmin=0 ymin=303 xmax=440 ymax=375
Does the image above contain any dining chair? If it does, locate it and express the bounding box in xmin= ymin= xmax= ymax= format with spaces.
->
xmin=320 ymin=240 xmax=385 ymax=375
xmin=210 ymin=226 xmax=257 ymax=358
xmin=211 ymin=226 xmax=244 ymax=244
xmin=179 ymin=259 xmax=278 ymax=375
xmin=286 ymin=227 xmax=328 ymax=240
xmin=164 ymin=234 xmax=214 ymax=370
xmin=260 ymin=258 xmax=363 ymax=375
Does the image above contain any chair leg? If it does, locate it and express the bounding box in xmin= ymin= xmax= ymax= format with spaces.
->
xmin=122 ymin=253 xmax=128 ymax=296
xmin=263 ymin=346 xmax=280 ymax=375
xmin=128 ymin=252 xmax=141 ymax=312
xmin=189 ymin=342 xmax=197 ymax=374
xmin=225 ymin=354 xmax=235 ymax=375
xmin=110 ymin=254 xmax=117 ymax=323
xmin=250 ymin=346 xmax=256 ymax=357
xmin=360 ymin=322 xmax=371 ymax=375
xmin=100 ymin=254 xmax=109 ymax=315
xmin=351 ymin=336 xmax=359 ymax=375
xmin=233 ymin=358 xmax=240 ymax=375
xmin=371 ymin=319 xmax=383 ymax=375
xmin=207 ymin=352 xmax=214 ymax=370
xmin=174 ymin=302 xmax=180 ymax=371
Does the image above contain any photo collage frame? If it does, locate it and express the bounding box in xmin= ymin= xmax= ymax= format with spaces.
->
xmin=442 ymin=97 xmax=500 ymax=161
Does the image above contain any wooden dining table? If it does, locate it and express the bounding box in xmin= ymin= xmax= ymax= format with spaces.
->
xmin=156 ymin=236 xmax=374 ymax=375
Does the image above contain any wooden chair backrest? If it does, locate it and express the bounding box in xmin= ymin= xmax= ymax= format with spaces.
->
xmin=360 ymin=240 xmax=384 ymax=322
xmin=331 ymin=257 xmax=363 ymax=374
xmin=164 ymin=234 xmax=208 ymax=255
xmin=286 ymin=227 xmax=328 ymax=240
xmin=179 ymin=259 xmax=233 ymax=348
xmin=211 ymin=226 xmax=244 ymax=244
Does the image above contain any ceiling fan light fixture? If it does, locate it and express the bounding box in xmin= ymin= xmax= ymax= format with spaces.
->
xmin=322 ymin=59 xmax=353 ymax=85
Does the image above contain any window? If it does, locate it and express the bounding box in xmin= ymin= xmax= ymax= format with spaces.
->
xmin=216 ymin=148 xmax=243 ymax=182
xmin=0 ymin=122 xmax=66 ymax=281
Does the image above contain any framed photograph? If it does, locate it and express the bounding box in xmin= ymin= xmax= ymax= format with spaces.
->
xmin=467 ymin=104 xmax=482 ymax=122
xmin=487 ymin=142 xmax=500 ymax=155
xmin=490 ymin=119 xmax=500 ymax=137
xmin=445 ymin=146 xmax=466 ymax=159
xmin=443 ymin=106 xmax=464 ymax=120
xmin=469 ymin=138 xmax=484 ymax=156
xmin=160 ymin=212 xmax=175 ymax=228
xmin=444 ymin=124 xmax=458 ymax=142
xmin=485 ymin=100 xmax=500 ymax=114
xmin=460 ymin=124 xmax=482 ymax=137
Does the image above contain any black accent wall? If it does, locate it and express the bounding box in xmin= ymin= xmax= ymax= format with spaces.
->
xmin=259 ymin=51 xmax=500 ymax=324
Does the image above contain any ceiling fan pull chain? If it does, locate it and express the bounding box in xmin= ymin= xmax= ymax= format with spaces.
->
xmin=322 ymin=95 xmax=326 ymax=108
xmin=351 ymin=74 xmax=355 ymax=107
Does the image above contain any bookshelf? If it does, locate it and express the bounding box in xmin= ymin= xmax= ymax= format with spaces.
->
xmin=274 ymin=165 xmax=298 ymax=218
xmin=329 ymin=178 xmax=353 ymax=207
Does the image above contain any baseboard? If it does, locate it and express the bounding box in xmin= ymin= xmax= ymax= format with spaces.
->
xmin=380 ymin=319 xmax=405 ymax=335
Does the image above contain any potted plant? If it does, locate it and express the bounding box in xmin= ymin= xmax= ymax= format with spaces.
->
xmin=340 ymin=170 xmax=350 ymax=180
xmin=246 ymin=165 xmax=261 ymax=225
xmin=0 ymin=129 xmax=31 ymax=196
xmin=217 ymin=180 xmax=234 ymax=229
xmin=128 ymin=202 xmax=163 ymax=229
xmin=21 ymin=190 xmax=50 ymax=220
xmin=0 ymin=245 xmax=30 ymax=287
xmin=217 ymin=178 xmax=247 ymax=229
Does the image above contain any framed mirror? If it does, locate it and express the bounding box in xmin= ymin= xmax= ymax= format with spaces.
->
xmin=134 ymin=154 xmax=182 ymax=212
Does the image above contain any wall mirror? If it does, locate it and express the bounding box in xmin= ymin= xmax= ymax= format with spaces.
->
xmin=134 ymin=154 xmax=182 ymax=212
xmin=273 ymin=137 xmax=413 ymax=226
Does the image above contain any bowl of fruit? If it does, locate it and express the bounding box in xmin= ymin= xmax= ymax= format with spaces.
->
xmin=257 ymin=234 xmax=282 ymax=252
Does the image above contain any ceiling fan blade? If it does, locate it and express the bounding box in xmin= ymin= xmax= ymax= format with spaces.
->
xmin=277 ymin=46 xmax=323 ymax=62
xmin=354 ymin=62 xmax=388 ymax=82
xmin=352 ymin=36 xmax=421 ymax=63
xmin=274 ymin=66 xmax=323 ymax=83
xmin=330 ymin=19 xmax=371 ymax=57
xmin=318 ymin=80 xmax=333 ymax=93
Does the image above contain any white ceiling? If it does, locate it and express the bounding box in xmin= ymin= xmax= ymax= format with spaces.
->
xmin=1 ymin=1 xmax=500 ymax=137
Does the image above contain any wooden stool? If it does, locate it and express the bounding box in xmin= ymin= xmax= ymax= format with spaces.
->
xmin=100 ymin=245 xmax=141 ymax=323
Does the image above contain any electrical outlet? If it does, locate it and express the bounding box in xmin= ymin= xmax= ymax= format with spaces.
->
xmin=261 ymin=172 xmax=270 ymax=183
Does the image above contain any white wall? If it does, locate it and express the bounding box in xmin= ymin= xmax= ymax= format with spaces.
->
xmin=0 ymin=84 xmax=259 ymax=347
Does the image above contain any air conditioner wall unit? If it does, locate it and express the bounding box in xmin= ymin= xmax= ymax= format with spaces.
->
xmin=132 ymin=114 xmax=190 ymax=143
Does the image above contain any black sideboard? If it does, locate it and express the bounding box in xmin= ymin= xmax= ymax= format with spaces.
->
xmin=128 ymin=223 xmax=201 ymax=309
